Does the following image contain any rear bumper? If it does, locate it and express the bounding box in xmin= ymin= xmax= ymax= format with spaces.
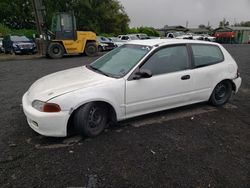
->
xmin=22 ymin=92 xmax=70 ymax=137
xmin=233 ymin=77 xmax=242 ymax=93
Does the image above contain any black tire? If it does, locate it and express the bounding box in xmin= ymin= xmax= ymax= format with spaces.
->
xmin=209 ymin=81 xmax=232 ymax=106
xmin=85 ymin=42 xmax=98 ymax=56
xmin=98 ymin=45 xmax=103 ymax=52
xmin=47 ymin=43 xmax=64 ymax=59
xmin=74 ymin=102 xmax=107 ymax=137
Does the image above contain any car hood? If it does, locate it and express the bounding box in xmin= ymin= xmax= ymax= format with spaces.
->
xmin=27 ymin=66 xmax=113 ymax=102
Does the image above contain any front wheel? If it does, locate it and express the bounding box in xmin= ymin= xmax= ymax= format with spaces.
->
xmin=85 ymin=42 xmax=98 ymax=56
xmin=47 ymin=43 xmax=64 ymax=59
xmin=74 ymin=102 xmax=107 ymax=137
xmin=209 ymin=81 xmax=232 ymax=106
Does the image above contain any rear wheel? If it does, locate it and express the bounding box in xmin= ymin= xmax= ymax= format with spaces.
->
xmin=47 ymin=43 xmax=64 ymax=59
xmin=85 ymin=42 xmax=98 ymax=56
xmin=74 ymin=102 xmax=107 ymax=137
xmin=209 ymin=81 xmax=232 ymax=106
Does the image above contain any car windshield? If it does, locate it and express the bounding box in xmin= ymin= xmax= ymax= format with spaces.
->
xmin=88 ymin=44 xmax=152 ymax=78
xmin=11 ymin=36 xmax=30 ymax=42
xmin=174 ymin=32 xmax=185 ymax=37
xmin=129 ymin=35 xmax=139 ymax=40
xmin=110 ymin=37 xmax=121 ymax=42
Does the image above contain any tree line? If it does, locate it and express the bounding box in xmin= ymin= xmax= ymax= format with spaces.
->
xmin=0 ymin=0 xmax=130 ymax=35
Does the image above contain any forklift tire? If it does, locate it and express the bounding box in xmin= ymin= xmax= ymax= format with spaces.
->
xmin=85 ymin=42 xmax=98 ymax=56
xmin=47 ymin=43 xmax=64 ymax=59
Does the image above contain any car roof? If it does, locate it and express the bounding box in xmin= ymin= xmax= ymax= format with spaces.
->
xmin=127 ymin=39 xmax=219 ymax=47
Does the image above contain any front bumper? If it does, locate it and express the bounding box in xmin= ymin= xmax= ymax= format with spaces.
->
xmin=14 ymin=47 xmax=37 ymax=54
xmin=22 ymin=92 xmax=70 ymax=137
xmin=233 ymin=77 xmax=242 ymax=93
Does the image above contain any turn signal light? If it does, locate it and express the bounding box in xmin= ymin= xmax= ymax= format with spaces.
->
xmin=43 ymin=103 xmax=61 ymax=112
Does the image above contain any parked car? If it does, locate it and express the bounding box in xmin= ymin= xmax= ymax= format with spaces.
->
xmin=22 ymin=39 xmax=241 ymax=137
xmin=166 ymin=32 xmax=193 ymax=39
xmin=0 ymin=37 xmax=4 ymax=53
xmin=192 ymin=34 xmax=204 ymax=40
xmin=97 ymin=36 xmax=117 ymax=52
xmin=135 ymin=33 xmax=150 ymax=40
xmin=202 ymin=34 xmax=216 ymax=42
xmin=108 ymin=37 xmax=125 ymax=47
xmin=3 ymin=35 xmax=37 ymax=54
xmin=118 ymin=34 xmax=140 ymax=41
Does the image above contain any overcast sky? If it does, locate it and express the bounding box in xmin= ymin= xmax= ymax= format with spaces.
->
xmin=118 ymin=0 xmax=250 ymax=28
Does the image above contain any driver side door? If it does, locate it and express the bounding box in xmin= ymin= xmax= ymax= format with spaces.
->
xmin=125 ymin=44 xmax=195 ymax=118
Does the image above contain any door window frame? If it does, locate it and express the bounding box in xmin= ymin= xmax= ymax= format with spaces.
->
xmin=128 ymin=44 xmax=192 ymax=81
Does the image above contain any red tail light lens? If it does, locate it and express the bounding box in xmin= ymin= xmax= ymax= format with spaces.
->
xmin=43 ymin=103 xmax=61 ymax=112
xmin=237 ymin=68 xmax=240 ymax=78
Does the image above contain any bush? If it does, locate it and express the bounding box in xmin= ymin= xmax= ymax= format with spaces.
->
xmin=0 ymin=23 xmax=11 ymax=36
xmin=11 ymin=29 xmax=37 ymax=39
xmin=0 ymin=23 xmax=36 ymax=38
xmin=127 ymin=27 xmax=160 ymax=37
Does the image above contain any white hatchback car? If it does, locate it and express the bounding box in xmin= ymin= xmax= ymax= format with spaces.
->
xmin=22 ymin=39 xmax=242 ymax=137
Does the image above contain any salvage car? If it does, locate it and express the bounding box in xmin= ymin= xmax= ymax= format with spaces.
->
xmin=3 ymin=35 xmax=37 ymax=54
xmin=97 ymin=36 xmax=117 ymax=52
xmin=22 ymin=39 xmax=242 ymax=137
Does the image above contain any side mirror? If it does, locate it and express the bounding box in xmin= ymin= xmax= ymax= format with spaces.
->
xmin=133 ymin=69 xmax=152 ymax=80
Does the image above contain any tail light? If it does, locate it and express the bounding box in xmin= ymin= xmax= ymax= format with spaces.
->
xmin=236 ymin=68 xmax=240 ymax=78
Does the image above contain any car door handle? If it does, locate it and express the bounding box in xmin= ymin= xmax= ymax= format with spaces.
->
xmin=181 ymin=75 xmax=190 ymax=80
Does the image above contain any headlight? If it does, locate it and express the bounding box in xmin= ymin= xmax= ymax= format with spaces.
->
xmin=32 ymin=100 xmax=61 ymax=112
xmin=13 ymin=43 xmax=18 ymax=47
xmin=32 ymin=100 xmax=44 ymax=111
xmin=100 ymin=43 xmax=108 ymax=47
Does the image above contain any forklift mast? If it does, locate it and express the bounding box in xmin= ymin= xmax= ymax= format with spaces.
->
xmin=31 ymin=0 xmax=46 ymax=37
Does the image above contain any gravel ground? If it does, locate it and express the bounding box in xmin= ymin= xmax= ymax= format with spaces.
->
xmin=0 ymin=46 xmax=249 ymax=188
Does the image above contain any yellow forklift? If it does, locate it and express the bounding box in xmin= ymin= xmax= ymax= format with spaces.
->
xmin=32 ymin=0 xmax=98 ymax=58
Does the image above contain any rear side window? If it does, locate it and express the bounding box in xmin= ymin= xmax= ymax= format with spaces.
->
xmin=191 ymin=44 xmax=224 ymax=68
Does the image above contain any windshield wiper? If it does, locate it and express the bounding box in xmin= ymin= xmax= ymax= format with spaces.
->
xmin=87 ymin=65 xmax=113 ymax=77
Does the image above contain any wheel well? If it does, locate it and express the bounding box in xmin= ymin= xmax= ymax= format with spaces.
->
xmin=86 ymin=40 xmax=96 ymax=44
xmin=67 ymin=101 xmax=117 ymax=136
xmin=47 ymin=41 xmax=66 ymax=53
xmin=221 ymin=79 xmax=236 ymax=92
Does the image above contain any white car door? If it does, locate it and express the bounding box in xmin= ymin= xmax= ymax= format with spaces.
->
xmin=125 ymin=45 xmax=195 ymax=118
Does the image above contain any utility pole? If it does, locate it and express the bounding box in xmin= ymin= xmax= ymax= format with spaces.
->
xmin=31 ymin=0 xmax=46 ymax=36
xmin=31 ymin=0 xmax=47 ymax=55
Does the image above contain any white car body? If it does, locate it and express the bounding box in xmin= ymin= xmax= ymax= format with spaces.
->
xmin=22 ymin=39 xmax=242 ymax=137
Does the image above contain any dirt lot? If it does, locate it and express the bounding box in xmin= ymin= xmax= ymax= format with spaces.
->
xmin=0 ymin=45 xmax=249 ymax=188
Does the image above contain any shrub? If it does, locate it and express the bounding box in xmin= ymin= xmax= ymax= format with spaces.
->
xmin=0 ymin=23 xmax=11 ymax=36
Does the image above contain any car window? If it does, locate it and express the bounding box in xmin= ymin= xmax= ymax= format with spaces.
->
xmin=141 ymin=45 xmax=189 ymax=75
xmin=10 ymin=36 xmax=30 ymax=42
xmin=130 ymin=35 xmax=139 ymax=40
xmin=121 ymin=36 xmax=129 ymax=40
xmin=191 ymin=44 xmax=224 ymax=68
